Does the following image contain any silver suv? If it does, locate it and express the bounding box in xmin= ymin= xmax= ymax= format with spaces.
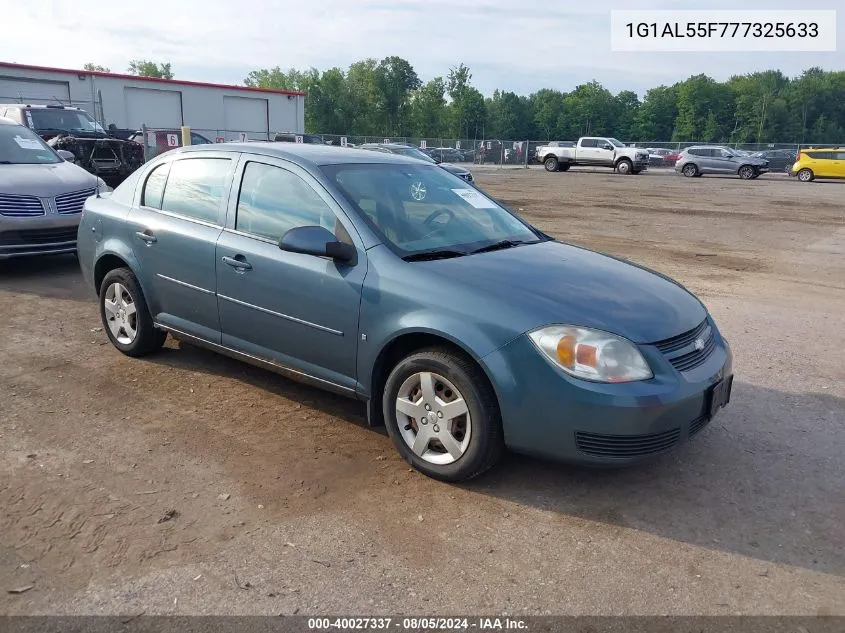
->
xmin=0 ymin=118 xmax=108 ymax=259
xmin=675 ymin=146 xmax=769 ymax=179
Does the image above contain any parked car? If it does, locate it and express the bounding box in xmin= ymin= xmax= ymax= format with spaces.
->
xmin=127 ymin=129 xmax=214 ymax=159
xmin=360 ymin=143 xmax=474 ymax=183
xmin=674 ymin=146 xmax=769 ymax=179
xmin=536 ymin=137 xmax=649 ymax=174
xmin=0 ymin=118 xmax=109 ymax=260
xmin=77 ymin=143 xmax=733 ymax=481
xmin=790 ymin=147 xmax=845 ymax=182
xmin=274 ymin=132 xmax=327 ymax=144
xmin=646 ymin=148 xmax=681 ymax=166
xmin=0 ymin=104 xmax=144 ymax=186
xmin=426 ymin=147 xmax=465 ymax=163
xmin=752 ymin=149 xmax=796 ymax=172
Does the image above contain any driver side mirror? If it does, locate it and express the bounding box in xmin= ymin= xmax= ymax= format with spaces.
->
xmin=57 ymin=149 xmax=75 ymax=162
xmin=602 ymin=144 xmax=613 ymax=151
xmin=279 ymin=225 xmax=356 ymax=264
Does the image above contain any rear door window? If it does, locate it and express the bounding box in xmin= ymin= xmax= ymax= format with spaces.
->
xmin=160 ymin=157 xmax=232 ymax=224
xmin=580 ymin=139 xmax=598 ymax=148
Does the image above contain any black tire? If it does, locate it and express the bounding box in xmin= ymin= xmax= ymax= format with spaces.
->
xmin=382 ymin=348 xmax=505 ymax=482
xmin=682 ymin=163 xmax=698 ymax=177
xmin=558 ymin=163 xmax=570 ymax=172
xmin=99 ymin=267 xmax=166 ymax=357
xmin=544 ymin=156 xmax=559 ymax=172
xmin=797 ymin=168 xmax=814 ymax=182
xmin=738 ymin=165 xmax=755 ymax=180
xmin=616 ymin=159 xmax=632 ymax=175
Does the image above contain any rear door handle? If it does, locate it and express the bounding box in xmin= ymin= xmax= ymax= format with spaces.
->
xmin=221 ymin=255 xmax=252 ymax=270
xmin=135 ymin=230 xmax=157 ymax=244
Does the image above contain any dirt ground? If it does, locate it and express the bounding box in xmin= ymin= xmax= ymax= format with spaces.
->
xmin=1 ymin=167 xmax=843 ymax=616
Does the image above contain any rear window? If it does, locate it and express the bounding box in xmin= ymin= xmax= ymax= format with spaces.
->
xmin=159 ymin=158 xmax=232 ymax=224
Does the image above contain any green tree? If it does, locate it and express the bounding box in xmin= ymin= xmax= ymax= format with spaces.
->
xmin=128 ymin=60 xmax=173 ymax=79
xmin=83 ymin=63 xmax=110 ymax=72
xmin=410 ymin=78 xmax=447 ymax=138
xmin=374 ymin=56 xmax=420 ymax=135
xmin=631 ymin=86 xmax=677 ymax=141
xmin=446 ymin=64 xmax=486 ymax=139
xmin=672 ymin=74 xmax=734 ymax=141
xmin=530 ymin=89 xmax=564 ymax=139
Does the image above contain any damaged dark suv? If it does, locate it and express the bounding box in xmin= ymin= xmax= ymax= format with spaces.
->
xmin=0 ymin=104 xmax=144 ymax=187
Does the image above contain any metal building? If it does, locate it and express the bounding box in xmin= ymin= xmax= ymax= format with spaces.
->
xmin=0 ymin=61 xmax=305 ymax=141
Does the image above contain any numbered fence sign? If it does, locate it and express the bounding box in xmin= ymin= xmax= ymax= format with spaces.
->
xmin=455 ymin=141 xmax=461 ymax=149
xmin=420 ymin=140 xmax=427 ymax=149
xmin=486 ymin=141 xmax=492 ymax=150
xmin=295 ymin=135 xmax=304 ymax=143
xmin=384 ymin=138 xmax=390 ymax=144
xmin=513 ymin=141 xmax=519 ymax=150
xmin=239 ymin=132 xmax=248 ymax=142
xmin=340 ymin=137 xmax=348 ymax=147
xmin=166 ymin=133 xmax=179 ymax=147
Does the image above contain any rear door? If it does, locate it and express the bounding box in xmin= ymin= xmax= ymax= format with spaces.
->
xmin=126 ymin=152 xmax=236 ymax=343
xmin=576 ymin=138 xmax=601 ymax=164
xmin=215 ymin=155 xmax=367 ymax=392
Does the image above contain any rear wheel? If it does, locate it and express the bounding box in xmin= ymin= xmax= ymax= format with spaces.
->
xmin=616 ymin=159 xmax=632 ymax=175
xmin=544 ymin=156 xmax=559 ymax=172
xmin=797 ymin=168 xmax=814 ymax=182
xmin=382 ymin=348 xmax=504 ymax=482
xmin=99 ymin=268 xmax=166 ymax=357
xmin=682 ymin=163 xmax=698 ymax=177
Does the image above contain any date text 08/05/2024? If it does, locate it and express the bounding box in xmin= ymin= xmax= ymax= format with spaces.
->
xmin=625 ymin=21 xmax=819 ymax=39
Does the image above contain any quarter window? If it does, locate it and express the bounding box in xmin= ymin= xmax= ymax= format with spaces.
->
xmin=142 ymin=163 xmax=169 ymax=209
xmin=235 ymin=161 xmax=336 ymax=242
xmin=160 ymin=158 xmax=231 ymax=224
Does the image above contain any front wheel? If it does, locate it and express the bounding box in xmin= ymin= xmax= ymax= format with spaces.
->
xmin=738 ymin=165 xmax=756 ymax=180
xmin=682 ymin=164 xmax=698 ymax=177
xmin=382 ymin=348 xmax=504 ymax=482
xmin=544 ymin=156 xmax=559 ymax=172
xmin=616 ymin=159 xmax=632 ymax=175
xmin=99 ymin=267 xmax=166 ymax=357
xmin=797 ymin=168 xmax=814 ymax=182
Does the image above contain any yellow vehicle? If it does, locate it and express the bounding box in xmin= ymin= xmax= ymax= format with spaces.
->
xmin=791 ymin=147 xmax=845 ymax=182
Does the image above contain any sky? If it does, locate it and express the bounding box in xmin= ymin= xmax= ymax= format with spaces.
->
xmin=1 ymin=0 xmax=842 ymax=97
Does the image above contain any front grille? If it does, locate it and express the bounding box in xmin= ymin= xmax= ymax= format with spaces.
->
xmin=651 ymin=319 xmax=716 ymax=373
xmin=55 ymin=189 xmax=95 ymax=215
xmin=575 ymin=428 xmax=681 ymax=458
xmin=0 ymin=193 xmax=45 ymax=217
xmin=0 ymin=227 xmax=78 ymax=246
xmin=689 ymin=415 xmax=710 ymax=437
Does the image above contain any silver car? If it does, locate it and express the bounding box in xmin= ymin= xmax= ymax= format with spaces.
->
xmin=0 ymin=118 xmax=108 ymax=260
xmin=674 ymin=145 xmax=769 ymax=180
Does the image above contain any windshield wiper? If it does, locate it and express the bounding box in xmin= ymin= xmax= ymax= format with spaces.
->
xmin=402 ymin=249 xmax=467 ymax=262
xmin=469 ymin=239 xmax=534 ymax=255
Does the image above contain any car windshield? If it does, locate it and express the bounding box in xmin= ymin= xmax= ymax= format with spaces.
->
xmin=0 ymin=124 xmax=61 ymax=164
xmin=394 ymin=147 xmax=436 ymax=163
xmin=322 ymin=163 xmax=544 ymax=258
xmin=28 ymin=108 xmax=106 ymax=134
xmin=608 ymin=138 xmax=625 ymax=147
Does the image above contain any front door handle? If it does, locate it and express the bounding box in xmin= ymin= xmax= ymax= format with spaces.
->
xmin=135 ymin=230 xmax=157 ymax=244
xmin=221 ymin=255 xmax=252 ymax=270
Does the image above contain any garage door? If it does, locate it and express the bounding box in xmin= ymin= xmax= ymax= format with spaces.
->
xmin=0 ymin=76 xmax=71 ymax=104
xmin=223 ymin=96 xmax=268 ymax=139
xmin=124 ymin=87 xmax=182 ymax=129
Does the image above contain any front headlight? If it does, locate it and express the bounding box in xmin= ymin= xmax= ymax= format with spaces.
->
xmin=528 ymin=325 xmax=652 ymax=383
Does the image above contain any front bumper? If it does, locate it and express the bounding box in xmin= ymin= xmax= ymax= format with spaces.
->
xmin=481 ymin=324 xmax=733 ymax=465
xmin=0 ymin=214 xmax=81 ymax=259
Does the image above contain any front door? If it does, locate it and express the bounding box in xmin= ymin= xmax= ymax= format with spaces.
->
xmin=215 ymin=156 xmax=367 ymax=392
xmin=126 ymin=154 xmax=235 ymax=342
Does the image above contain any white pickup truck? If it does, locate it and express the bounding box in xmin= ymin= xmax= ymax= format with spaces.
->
xmin=536 ymin=137 xmax=649 ymax=174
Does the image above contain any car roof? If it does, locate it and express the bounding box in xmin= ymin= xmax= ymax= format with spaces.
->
xmin=174 ymin=141 xmax=425 ymax=166
xmin=0 ymin=103 xmax=81 ymax=110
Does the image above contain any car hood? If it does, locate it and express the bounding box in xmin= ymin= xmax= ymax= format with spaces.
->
xmin=0 ymin=161 xmax=99 ymax=197
xmin=426 ymin=240 xmax=707 ymax=344
xmin=439 ymin=163 xmax=470 ymax=175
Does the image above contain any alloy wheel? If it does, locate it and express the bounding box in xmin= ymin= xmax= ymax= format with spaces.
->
xmin=395 ymin=371 xmax=471 ymax=465
xmin=103 ymin=282 xmax=138 ymax=345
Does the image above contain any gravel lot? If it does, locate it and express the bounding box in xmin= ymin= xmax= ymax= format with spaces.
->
xmin=1 ymin=167 xmax=843 ymax=616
